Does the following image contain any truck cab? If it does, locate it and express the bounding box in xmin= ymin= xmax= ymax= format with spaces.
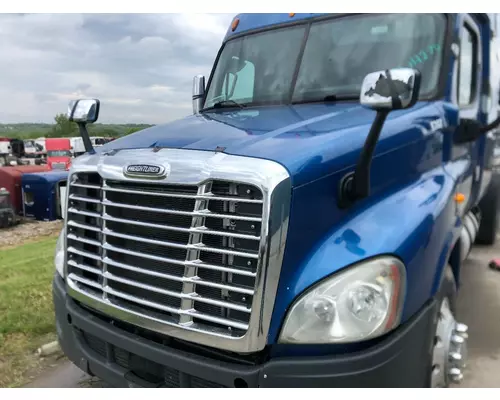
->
xmin=46 ymin=138 xmax=72 ymax=171
xmin=0 ymin=137 xmax=12 ymax=155
xmin=53 ymin=13 xmax=500 ymax=388
xmin=69 ymin=137 xmax=86 ymax=158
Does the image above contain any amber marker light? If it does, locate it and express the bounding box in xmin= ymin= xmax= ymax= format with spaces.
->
xmin=231 ymin=18 xmax=240 ymax=31
xmin=455 ymin=193 xmax=466 ymax=203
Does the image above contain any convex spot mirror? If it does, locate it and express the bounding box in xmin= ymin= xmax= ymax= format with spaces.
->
xmin=67 ymin=99 xmax=100 ymax=124
xmin=360 ymin=68 xmax=421 ymax=111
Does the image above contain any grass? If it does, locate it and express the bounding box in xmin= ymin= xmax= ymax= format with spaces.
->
xmin=0 ymin=236 xmax=59 ymax=387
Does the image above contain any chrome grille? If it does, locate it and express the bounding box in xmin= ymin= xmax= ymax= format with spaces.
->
xmin=65 ymin=172 xmax=264 ymax=337
xmin=52 ymin=162 xmax=67 ymax=170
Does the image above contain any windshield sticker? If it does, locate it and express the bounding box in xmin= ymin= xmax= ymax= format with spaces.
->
xmin=371 ymin=25 xmax=389 ymax=35
xmin=405 ymin=43 xmax=441 ymax=69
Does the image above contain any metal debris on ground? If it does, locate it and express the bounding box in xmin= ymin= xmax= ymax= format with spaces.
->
xmin=36 ymin=341 xmax=61 ymax=357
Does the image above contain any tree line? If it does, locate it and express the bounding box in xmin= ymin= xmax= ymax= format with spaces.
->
xmin=1 ymin=114 xmax=153 ymax=140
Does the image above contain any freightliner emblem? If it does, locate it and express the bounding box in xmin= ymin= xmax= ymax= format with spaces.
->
xmin=124 ymin=163 xmax=167 ymax=179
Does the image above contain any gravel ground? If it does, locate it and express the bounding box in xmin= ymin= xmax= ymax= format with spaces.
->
xmin=0 ymin=219 xmax=63 ymax=248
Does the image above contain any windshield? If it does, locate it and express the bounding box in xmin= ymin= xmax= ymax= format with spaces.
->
xmin=203 ymin=13 xmax=446 ymax=109
xmin=48 ymin=150 xmax=71 ymax=157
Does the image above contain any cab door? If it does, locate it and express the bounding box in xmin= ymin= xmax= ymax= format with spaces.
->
xmin=450 ymin=14 xmax=485 ymax=216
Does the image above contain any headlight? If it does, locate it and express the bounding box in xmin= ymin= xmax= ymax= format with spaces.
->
xmin=54 ymin=227 xmax=65 ymax=278
xmin=279 ymin=256 xmax=406 ymax=344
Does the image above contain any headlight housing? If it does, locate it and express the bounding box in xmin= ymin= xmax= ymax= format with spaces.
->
xmin=279 ymin=256 xmax=406 ymax=344
xmin=54 ymin=227 xmax=65 ymax=278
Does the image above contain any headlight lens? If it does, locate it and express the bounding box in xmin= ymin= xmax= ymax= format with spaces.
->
xmin=54 ymin=228 xmax=65 ymax=278
xmin=279 ymin=256 xmax=406 ymax=344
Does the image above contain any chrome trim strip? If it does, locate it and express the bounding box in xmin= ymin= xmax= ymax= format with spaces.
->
xmin=64 ymin=147 xmax=291 ymax=353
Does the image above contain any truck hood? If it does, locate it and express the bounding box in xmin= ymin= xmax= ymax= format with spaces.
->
xmin=100 ymin=102 xmax=430 ymax=187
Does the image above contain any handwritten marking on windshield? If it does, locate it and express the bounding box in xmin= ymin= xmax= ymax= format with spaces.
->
xmin=406 ymin=43 xmax=441 ymax=69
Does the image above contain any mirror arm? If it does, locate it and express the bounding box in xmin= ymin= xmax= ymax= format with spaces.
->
xmin=339 ymin=110 xmax=390 ymax=207
xmin=77 ymin=122 xmax=95 ymax=154
xmin=455 ymin=115 xmax=500 ymax=144
xmin=351 ymin=110 xmax=390 ymax=199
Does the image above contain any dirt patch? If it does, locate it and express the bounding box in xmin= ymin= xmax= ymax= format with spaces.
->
xmin=0 ymin=219 xmax=63 ymax=249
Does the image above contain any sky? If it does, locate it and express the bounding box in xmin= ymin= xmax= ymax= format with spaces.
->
xmin=1 ymin=13 xmax=499 ymax=125
xmin=0 ymin=13 xmax=235 ymax=125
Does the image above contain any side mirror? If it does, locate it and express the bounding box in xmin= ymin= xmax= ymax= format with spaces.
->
xmin=338 ymin=68 xmax=421 ymax=209
xmin=67 ymin=98 xmax=100 ymax=154
xmin=360 ymin=68 xmax=421 ymax=111
xmin=67 ymin=99 xmax=100 ymax=124
xmin=192 ymin=75 xmax=206 ymax=114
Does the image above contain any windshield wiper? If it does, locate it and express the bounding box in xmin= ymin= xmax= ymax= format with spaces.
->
xmin=292 ymin=94 xmax=358 ymax=105
xmin=323 ymin=94 xmax=358 ymax=102
xmin=201 ymin=100 xmax=246 ymax=112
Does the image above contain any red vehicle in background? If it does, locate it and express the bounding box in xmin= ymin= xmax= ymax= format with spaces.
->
xmin=45 ymin=138 xmax=72 ymax=170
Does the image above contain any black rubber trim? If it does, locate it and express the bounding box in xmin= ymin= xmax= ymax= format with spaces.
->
xmin=53 ymin=274 xmax=437 ymax=388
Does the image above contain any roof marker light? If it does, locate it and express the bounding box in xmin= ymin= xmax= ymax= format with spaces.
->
xmin=231 ymin=18 xmax=240 ymax=31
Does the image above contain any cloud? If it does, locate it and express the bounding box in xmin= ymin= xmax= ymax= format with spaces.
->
xmin=0 ymin=13 xmax=235 ymax=124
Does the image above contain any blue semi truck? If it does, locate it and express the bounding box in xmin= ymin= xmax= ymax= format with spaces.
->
xmin=53 ymin=13 xmax=500 ymax=387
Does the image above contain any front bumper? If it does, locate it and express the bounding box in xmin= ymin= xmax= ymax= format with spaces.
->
xmin=53 ymin=274 xmax=437 ymax=388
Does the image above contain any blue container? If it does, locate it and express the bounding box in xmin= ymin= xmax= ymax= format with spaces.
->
xmin=21 ymin=171 xmax=68 ymax=221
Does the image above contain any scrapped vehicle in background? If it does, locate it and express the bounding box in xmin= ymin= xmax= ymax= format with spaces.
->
xmin=53 ymin=13 xmax=500 ymax=388
xmin=0 ymin=187 xmax=16 ymax=228
xmin=46 ymin=138 xmax=72 ymax=171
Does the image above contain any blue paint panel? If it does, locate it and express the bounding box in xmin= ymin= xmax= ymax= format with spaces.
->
xmin=267 ymin=166 xmax=459 ymax=346
xmin=100 ymin=102 xmax=439 ymax=188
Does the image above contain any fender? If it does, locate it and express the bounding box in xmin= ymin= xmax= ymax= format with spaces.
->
xmin=268 ymin=166 xmax=459 ymax=343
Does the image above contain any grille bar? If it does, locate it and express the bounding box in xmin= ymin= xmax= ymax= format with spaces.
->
xmin=102 ymin=243 xmax=185 ymax=266
xmin=68 ymin=246 xmax=102 ymax=261
xmin=69 ymin=274 xmax=249 ymax=331
xmin=103 ymin=185 xmax=264 ymax=204
xmin=67 ymin=233 xmax=101 ymax=247
xmin=71 ymin=182 xmax=100 ymax=190
xmin=102 ymin=229 xmax=259 ymax=259
xmin=67 ymin=220 xmax=101 ymax=233
xmin=68 ymin=207 xmax=101 ymax=218
xmin=103 ymin=214 xmax=261 ymax=241
xmin=102 ymin=200 xmax=263 ymax=222
xmin=69 ymin=194 xmax=101 ymax=204
xmin=66 ymin=172 xmax=263 ymax=337
xmin=69 ymin=257 xmax=254 ymax=297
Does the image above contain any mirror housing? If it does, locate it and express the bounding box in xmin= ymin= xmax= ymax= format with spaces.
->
xmin=67 ymin=99 xmax=100 ymax=123
xmin=192 ymin=75 xmax=206 ymax=114
xmin=67 ymin=98 xmax=100 ymax=154
xmin=360 ymin=68 xmax=421 ymax=111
